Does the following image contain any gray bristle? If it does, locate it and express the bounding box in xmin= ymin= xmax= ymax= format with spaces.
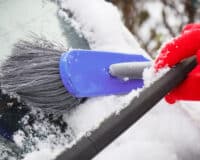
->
xmin=0 ymin=36 xmax=85 ymax=115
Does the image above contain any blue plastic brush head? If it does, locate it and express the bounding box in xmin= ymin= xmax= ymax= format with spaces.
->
xmin=59 ymin=49 xmax=150 ymax=97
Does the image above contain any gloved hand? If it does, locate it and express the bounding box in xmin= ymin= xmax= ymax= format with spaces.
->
xmin=154 ymin=23 xmax=200 ymax=104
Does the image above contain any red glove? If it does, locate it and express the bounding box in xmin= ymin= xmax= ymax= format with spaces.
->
xmin=154 ymin=23 xmax=200 ymax=104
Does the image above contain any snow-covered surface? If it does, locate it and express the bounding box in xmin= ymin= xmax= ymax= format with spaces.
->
xmin=1 ymin=0 xmax=200 ymax=160
xmin=0 ymin=0 xmax=67 ymax=59
xmin=59 ymin=0 xmax=149 ymax=58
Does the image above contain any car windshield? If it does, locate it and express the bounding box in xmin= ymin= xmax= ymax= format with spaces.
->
xmin=0 ymin=0 xmax=89 ymax=58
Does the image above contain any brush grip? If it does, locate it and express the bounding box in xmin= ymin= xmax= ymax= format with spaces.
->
xmin=55 ymin=56 xmax=197 ymax=160
xmin=109 ymin=61 xmax=152 ymax=79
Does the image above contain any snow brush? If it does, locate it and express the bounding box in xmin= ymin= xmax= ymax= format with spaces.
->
xmin=55 ymin=56 xmax=197 ymax=160
xmin=0 ymin=38 xmax=150 ymax=114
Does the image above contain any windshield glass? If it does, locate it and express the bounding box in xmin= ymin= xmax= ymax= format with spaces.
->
xmin=0 ymin=0 xmax=68 ymax=58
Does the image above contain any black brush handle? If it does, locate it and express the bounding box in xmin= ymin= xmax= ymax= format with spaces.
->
xmin=55 ymin=56 xmax=197 ymax=160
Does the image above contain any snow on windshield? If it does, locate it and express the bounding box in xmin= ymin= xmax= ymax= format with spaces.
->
xmin=1 ymin=0 xmax=200 ymax=160
xmin=0 ymin=0 xmax=67 ymax=59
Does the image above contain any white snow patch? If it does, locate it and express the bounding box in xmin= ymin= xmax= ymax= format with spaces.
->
xmin=59 ymin=0 xmax=150 ymax=59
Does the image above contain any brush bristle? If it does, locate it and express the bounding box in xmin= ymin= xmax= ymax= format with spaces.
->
xmin=0 ymin=36 xmax=85 ymax=115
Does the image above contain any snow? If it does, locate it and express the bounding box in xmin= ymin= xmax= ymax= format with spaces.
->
xmin=0 ymin=0 xmax=67 ymax=59
xmin=59 ymin=0 xmax=150 ymax=58
xmin=1 ymin=0 xmax=200 ymax=160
